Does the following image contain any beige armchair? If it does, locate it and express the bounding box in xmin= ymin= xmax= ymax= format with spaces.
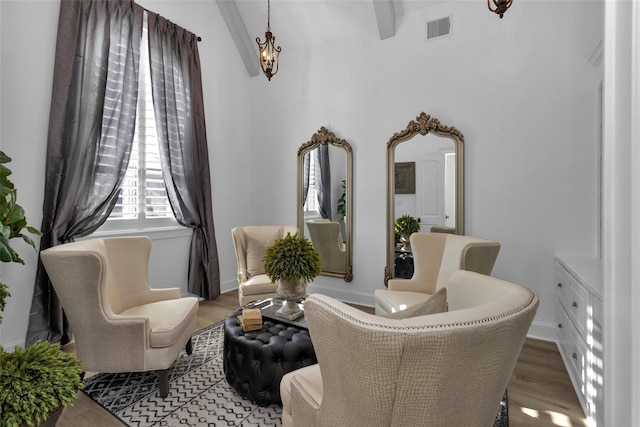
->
xmin=231 ymin=225 xmax=299 ymax=306
xmin=281 ymin=270 xmax=539 ymax=427
xmin=40 ymin=236 xmax=198 ymax=398
xmin=306 ymin=219 xmax=346 ymax=273
xmin=375 ymin=232 xmax=500 ymax=315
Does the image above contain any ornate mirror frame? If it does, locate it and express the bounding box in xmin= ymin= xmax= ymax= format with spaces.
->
xmin=384 ymin=112 xmax=465 ymax=284
xmin=297 ymin=127 xmax=353 ymax=282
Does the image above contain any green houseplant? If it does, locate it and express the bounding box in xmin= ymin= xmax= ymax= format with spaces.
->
xmin=0 ymin=151 xmax=82 ymax=427
xmin=394 ymin=214 xmax=421 ymax=251
xmin=263 ymin=232 xmax=320 ymax=320
xmin=0 ymin=342 xmax=83 ymax=427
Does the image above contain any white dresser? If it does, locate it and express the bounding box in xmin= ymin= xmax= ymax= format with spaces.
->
xmin=555 ymin=255 xmax=603 ymax=426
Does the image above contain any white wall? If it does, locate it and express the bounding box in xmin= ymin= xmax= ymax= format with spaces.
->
xmin=0 ymin=0 xmax=252 ymax=349
xmin=0 ymin=0 xmax=603 ymax=349
xmin=247 ymin=1 xmax=604 ymax=339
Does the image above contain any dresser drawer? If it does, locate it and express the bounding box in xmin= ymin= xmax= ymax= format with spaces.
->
xmin=555 ymin=263 xmax=570 ymax=307
xmin=564 ymin=319 xmax=589 ymax=398
xmin=557 ymin=264 xmax=589 ymax=339
xmin=556 ymin=300 xmax=570 ymax=355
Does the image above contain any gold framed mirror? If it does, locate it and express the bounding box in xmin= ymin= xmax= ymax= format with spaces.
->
xmin=297 ymin=127 xmax=353 ymax=281
xmin=384 ymin=113 xmax=464 ymax=284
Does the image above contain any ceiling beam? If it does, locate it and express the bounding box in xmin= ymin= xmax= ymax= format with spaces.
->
xmin=216 ymin=0 xmax=260 ymax=78
xmin=372 ymin=0 xmax=396 ymax=40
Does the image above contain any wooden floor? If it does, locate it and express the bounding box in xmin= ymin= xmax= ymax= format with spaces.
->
xmin=59 ymin=291 xmax=588 ymax=426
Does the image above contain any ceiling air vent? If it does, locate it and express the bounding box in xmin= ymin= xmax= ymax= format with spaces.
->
xmin=425 ymin=16 xmax=451 ymax=41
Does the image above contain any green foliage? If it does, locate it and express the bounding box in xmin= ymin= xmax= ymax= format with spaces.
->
xmin=394 ymin=214 xmax=420 ymax=237
xmin=0 ymin=341 xmax=83 ymax=427
xmin=0 ymin=284 xmax=8 ymax=324
xmin=263 ymin=232 xmax=320 ymax=284
xmin=0 ymin=151 xmax=42 ymax=325
xmin=0 ymin=151 xmax=42 ymax=266
xmin=336 ymin=180 xmax=346 ymax=217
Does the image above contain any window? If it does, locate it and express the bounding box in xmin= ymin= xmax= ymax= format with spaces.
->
xmin=304 ymin=149 xmax=320 ymax=214
xmin=100 ymin=19 xmax=177 ymax=232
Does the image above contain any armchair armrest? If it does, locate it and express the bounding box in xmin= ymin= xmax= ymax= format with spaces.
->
xmin=237 ymin=267 xmax=248 ymax=284
xmin=388 ymin=278 xmax=433 ymax=293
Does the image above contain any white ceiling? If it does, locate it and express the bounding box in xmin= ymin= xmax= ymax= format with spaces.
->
xmin=232 ymin=0 xmax=447 ymax=52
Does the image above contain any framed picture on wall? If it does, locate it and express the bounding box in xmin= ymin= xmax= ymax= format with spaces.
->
xmin=395 ymin=162 xmax=415 ymax=194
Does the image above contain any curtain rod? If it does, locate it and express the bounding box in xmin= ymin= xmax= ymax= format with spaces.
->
xmin=137 ymin=3 xmax=202 ymax=42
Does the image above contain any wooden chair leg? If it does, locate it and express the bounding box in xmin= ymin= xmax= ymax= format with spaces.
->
xmin=158 ymin=369 xmax=169 ymax=398
xmin=185 ymin=336 xmax=193 ymax=355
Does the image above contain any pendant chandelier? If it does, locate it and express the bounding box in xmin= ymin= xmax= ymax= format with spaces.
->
xmin=256 ymin=0 xmax=281 ymax=81
xmin=488 ymin=0 xmax=513 ymax=18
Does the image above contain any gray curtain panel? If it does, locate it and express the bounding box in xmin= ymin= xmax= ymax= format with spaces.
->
xmin=26 ymin=0 xmax=143 ymax=345
xmin=316 ymin=144 xmax=332 ymax=220
xmin=147 ymin=12 xmax=220 ymax=300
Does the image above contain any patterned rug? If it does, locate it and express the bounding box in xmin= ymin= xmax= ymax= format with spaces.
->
xmin=82 ymin=321 xmax=282 ymax=426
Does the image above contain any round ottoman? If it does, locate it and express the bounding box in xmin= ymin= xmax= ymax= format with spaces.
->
xmin=223 ymin=309 xmax=317 ymax=406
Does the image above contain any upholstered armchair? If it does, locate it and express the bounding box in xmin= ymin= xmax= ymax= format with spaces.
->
xmin=231 ymin=225 xmax=299 ymax=306
xmin=306 ymin=219 xmax=346 ymax=273
xmin=375 ymin=232 xmax=501 ymax=315
xmin=40 ymin=236 xmax=198 ymax=398
xmin=281 ymin=270 xmax=539 ymax=427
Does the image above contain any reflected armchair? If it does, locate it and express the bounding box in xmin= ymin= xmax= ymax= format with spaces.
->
xmin=231 ymin=225 xmax=299 ymax=306
xmin=281 ymin=270 xmax=539 ymax=427
xmin=306 ymin=219 xmax=346 ymax=274
xmin=375 ymin=232 xmax=500 ymax=315
xmin=40 ymin=237 xmax=198 ymax=398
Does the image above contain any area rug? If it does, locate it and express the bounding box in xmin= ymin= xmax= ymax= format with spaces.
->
xmin=82 ymin=321 xmax=282 ymax=426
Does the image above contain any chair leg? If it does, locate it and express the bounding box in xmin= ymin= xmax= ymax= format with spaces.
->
xmin=185 ymin=336 xmax=193 ymax=355
xmin=158 ymin=369 xmax=169 ymax=398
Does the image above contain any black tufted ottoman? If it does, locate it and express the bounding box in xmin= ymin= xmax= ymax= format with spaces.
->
xmin=223 ymin=309 xmax=317 ymax=406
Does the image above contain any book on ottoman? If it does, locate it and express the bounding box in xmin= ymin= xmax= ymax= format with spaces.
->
xmin=237 ymin=307 xmax=263 ymax=332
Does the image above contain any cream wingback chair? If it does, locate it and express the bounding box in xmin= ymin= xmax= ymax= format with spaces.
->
xmin=231 ymin=225 xmax=299 ymax=306
xmin=306 ymin=219 xmax=346 ymax=273
xmin=40 ymin=236 xmax=198 ymax=398
xmin=375 ymin=232 xmax=501 ymax=315
xmin=281 ymin=271 xmax=539 ymax=427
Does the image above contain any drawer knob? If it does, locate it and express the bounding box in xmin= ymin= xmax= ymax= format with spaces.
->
xmin=558 ymin=323 xmax=563 ymax=328
xmin=572 ymin=301 xmax=578 ymax=308
xmin=557 ymin=282 xmax=562 ymax=287
xmin=572 ymin=352 xmax=578 ymax=359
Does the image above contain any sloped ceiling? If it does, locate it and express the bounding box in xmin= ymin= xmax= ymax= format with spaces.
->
xmin=216 ymin=0 xmax=447 ymax=77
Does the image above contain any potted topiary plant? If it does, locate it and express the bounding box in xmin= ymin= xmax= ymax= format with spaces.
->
xmin=394 ymin=214 xmax=421 ymax=251
xmin=0 ymin=341 xmax=84 ymax=427
xmin=0 ymin=151 xmax=83 ymax=426
xmin=263 ymin=232 xmax=320 ymax=320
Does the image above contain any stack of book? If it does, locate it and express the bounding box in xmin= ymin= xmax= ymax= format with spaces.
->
xmin=237 ymin=307 xmax=263 ymax=332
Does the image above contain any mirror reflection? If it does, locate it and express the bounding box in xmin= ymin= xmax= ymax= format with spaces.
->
xmin=385 ymin=113 xmax=464 ymax=284
xmin=297 ymin=127 xmax=353 ymax=281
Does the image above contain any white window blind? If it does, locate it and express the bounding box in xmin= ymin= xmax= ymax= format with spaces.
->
xmin=102 ymin=15 xmax=176 ymax=231
xmin=304 ymin=149 xmax=320 ymax=214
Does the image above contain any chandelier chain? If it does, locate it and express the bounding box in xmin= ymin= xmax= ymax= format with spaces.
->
xmin=267 ymin=0 xmax=271 ymax=32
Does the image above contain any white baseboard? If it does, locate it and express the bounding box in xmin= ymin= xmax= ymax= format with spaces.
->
xmin=526 ymin=320 xmax=557 ymax=342
xmin=1 ymin=338 xmax=24 ymax=352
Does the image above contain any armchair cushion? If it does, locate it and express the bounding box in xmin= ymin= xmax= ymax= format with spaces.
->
xmin=246 ymin=229 xmax=281 ymax=277
xmin=239 ymin=274 xmax=278 ymax=297
xmin=381 ymin=287 xmax=447 ymax=319
xmin=120 ymin=297 xmax=199 ymax=348
xmin=374 ymin=291 xmax=432 ymax=315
